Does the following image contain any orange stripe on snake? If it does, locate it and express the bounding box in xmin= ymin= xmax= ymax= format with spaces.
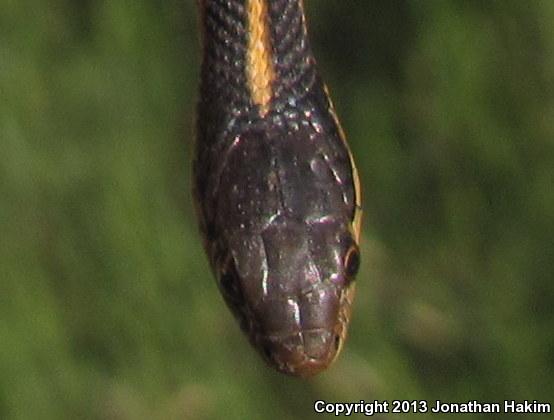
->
xmin=246 ymin=0 xmax=275 ymax=115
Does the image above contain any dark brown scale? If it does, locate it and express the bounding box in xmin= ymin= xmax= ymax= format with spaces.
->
xmin=194 ymin=0 xmax=361 ymax=377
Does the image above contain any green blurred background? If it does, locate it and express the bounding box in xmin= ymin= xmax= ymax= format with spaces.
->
xmin=1 ymin=1 xmax=553 ymax=419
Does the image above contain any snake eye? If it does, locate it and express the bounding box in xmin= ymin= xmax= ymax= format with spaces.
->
xmin=262 ymin=342 xmax=273 ymax=361
xmin=333 ymin=334 xmax=342 ymax=351
xmin=219 ymin=258 xmax=243 ymax=304
xmin=344 ymin=245 xmax=360 ymax=280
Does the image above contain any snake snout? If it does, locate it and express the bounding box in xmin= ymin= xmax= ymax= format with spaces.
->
xmin=255 ymin=285 xmax=346 ymax=377
xmin=259 ymin=328 xmax=340 ymax=377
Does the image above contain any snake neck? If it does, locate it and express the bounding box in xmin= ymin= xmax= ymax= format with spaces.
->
xmin=198 ymin=0 xmax=318 ymax=117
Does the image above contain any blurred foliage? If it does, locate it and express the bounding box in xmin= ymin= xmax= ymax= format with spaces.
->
xmin=1 ymin=1 xmax=553 ymax=419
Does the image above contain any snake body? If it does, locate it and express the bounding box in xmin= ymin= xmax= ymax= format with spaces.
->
xmin=194 ymin=0 xmax=362 ymax=377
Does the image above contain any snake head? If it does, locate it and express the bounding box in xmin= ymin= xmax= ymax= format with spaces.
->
xmin=200 ymin=114 xmax=361 ymax=377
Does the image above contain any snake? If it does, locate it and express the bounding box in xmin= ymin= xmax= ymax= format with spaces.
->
xmin=193 ymin=0 xmax=362 ymax=377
